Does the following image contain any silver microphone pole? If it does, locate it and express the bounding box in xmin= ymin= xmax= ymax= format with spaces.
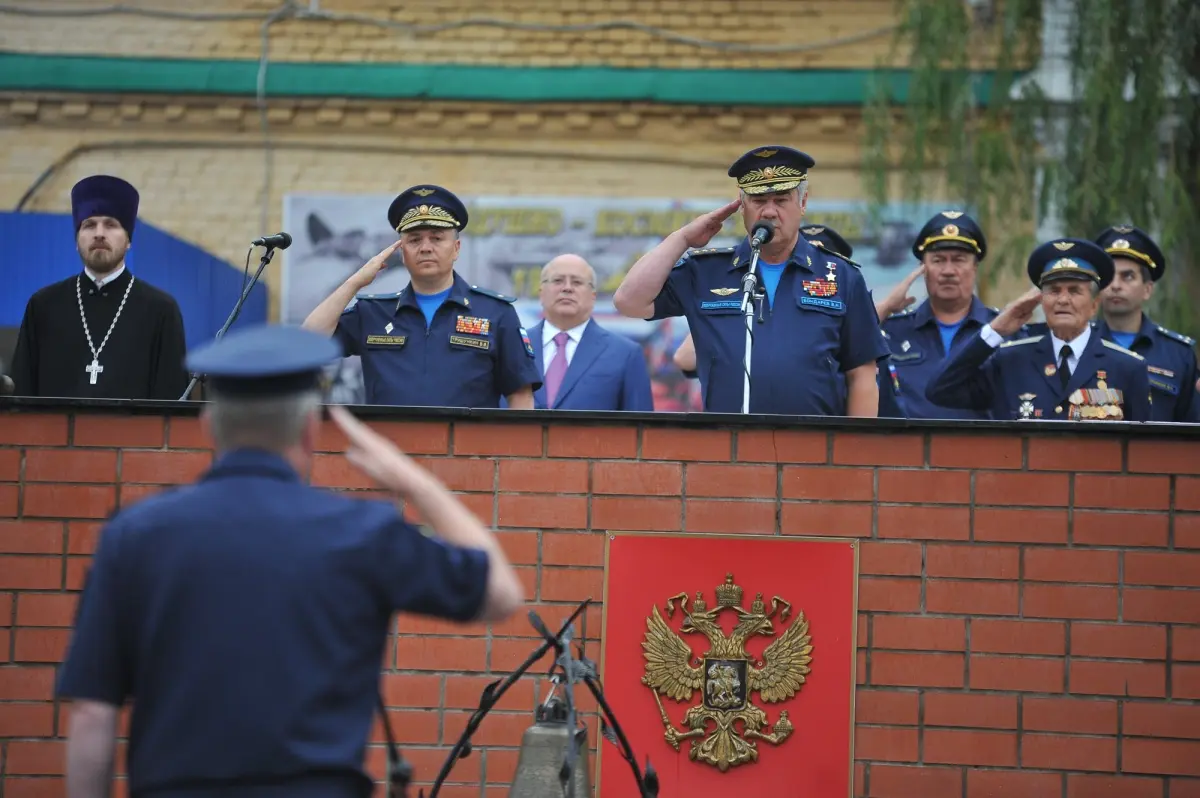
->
xmin=740 ymin=223 xmax=773 ymax=414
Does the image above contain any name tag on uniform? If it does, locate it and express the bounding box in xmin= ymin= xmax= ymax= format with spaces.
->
xmin=701 ymin=300 xmax=741 ymax=310
xmin=366 ymin=335 xmax=407 ymax=346
xmin=800 ymin=296 xmax=846 ymax=311
xmin=450 ymin=334 xmax=490 ymax=351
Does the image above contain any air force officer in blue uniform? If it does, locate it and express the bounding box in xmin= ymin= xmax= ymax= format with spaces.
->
xmin=926 ymin=238 xmax=1151 ymax=422
xmin=56 ymin=324 xmax=523 ymax=798
xmin=1093 ymin=224 xmax=1199 ymax=422
xmin=614 ymin=145 xmax=888 ymax=416
xmin=877 ymin=211 xmax=1007 ymax=419
xmin=529 ymin=253 xmax=654 ymax=411
xmin=303 ymin=185 xmax=541 ymax=409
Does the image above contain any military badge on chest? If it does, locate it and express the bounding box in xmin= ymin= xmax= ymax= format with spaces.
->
xmin=450 ymin=315 xmax=492 ymax=350
xmin=1067 ymin=371 xmax=1125 ymax=420
xmin=800 ymin=262 xmax=844 ymax=310
xmin=1017 ymin=393 xmax=1042 ymax=419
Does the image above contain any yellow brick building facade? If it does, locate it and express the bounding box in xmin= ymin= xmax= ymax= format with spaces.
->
xmin=0 ymin=0 xmax=991 ymax=319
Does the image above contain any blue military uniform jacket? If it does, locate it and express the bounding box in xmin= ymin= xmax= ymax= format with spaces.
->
xmin=334 ymin=272 xmax=541 ymax=408
xmin=1096 ymin=316 xmax=1199 ymax=423
xmin=882 ymin=297 xmax=1002 ymax=420
xmin=56 ymin=450 xmax=491 ymax=797
xmin=651 ymin=236 xmax=889 ymax=415
xmin=925 ymin=325 xmax=1152 ymax=421
xmin=528 ymin=319 xmax=654 ymax=411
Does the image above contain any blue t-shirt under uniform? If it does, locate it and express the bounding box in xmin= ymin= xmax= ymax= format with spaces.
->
xmin=414 ymin=287 xmax=452 ymax=327
xmin=1110 ymin=331 xmax=1137 ymax=350
xmin=759 ymin=259 xmax=787 ymax=305
xmin=936 ymin=318 xmax=966 ymax=356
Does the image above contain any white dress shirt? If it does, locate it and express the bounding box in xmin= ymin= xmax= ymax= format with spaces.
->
xmin=1049 ymin=324 xmax=1090 ymax=375
xmin=980 ymin=321 xmax=1090 ymax=375
xmin=542 ymin=318 xmax=590 ymax=372
xmin=85 ymin=264 xmax=125 ymax=289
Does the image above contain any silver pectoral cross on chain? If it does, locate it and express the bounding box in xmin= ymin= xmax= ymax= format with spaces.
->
xmin=86 ymin=359 xmax=104 ymax=385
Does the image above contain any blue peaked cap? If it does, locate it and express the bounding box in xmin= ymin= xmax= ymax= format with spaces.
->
xmin=186 ymin=323 xmax=341 ymax=397
xmin=1027 ymin=238 xmax=1115 ymax=291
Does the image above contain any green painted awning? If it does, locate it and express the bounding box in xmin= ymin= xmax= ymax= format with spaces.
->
xmin=0 ymin=52 xmax=1004 ymax=106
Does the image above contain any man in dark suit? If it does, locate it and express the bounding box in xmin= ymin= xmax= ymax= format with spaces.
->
xmin=530 ymin=254 xmax=654 ymax=411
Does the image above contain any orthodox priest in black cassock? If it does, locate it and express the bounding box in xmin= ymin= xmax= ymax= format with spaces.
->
xmin=10 ymin=175 xmax=190 ymax=400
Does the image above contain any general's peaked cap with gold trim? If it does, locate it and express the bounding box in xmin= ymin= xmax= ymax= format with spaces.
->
xmin=387 ymin=184 xmax=469 ymax=233
xmin=1094 ymin=224 xmax=1165 ymax=282
xmin=727 ymin=145 xmax=815 ymax=195
xmin=912 ymin=210 xmax=987 ymax=260
xmin=1027 ymin=237 xmax=1114 ymax=291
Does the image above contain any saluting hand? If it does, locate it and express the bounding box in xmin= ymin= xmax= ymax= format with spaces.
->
xmin=679 ymin=198 xmax=742 ymax=249
xmin=351 ymin=240 xmax=403 ymax=291
xmin=991 ymin=287 xmax=1042 ymax=337
xmin=875 ymin=263 xmax=925 ymax=322
xmin=329 ymin=405 xmax=429 ymax=498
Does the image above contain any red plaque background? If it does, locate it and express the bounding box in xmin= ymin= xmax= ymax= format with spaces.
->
xmin=597 ymin=533 xmax=858 ymax=798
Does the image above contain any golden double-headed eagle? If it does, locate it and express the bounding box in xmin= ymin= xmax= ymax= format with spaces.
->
xmin=640 ymin=573 xmax=813 ymax=772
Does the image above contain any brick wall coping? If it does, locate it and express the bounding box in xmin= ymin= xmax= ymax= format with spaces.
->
xmin=3 ymin=396 xmax=1199 ymax=440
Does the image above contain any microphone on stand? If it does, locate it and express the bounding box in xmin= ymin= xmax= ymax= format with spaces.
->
xmin=251 ymin=232 xmax=293 ymax=250
xmin=749 ymin=221 xmax=774 ymax=249
xmin=178 ymin=231 xmax=293 ymax=400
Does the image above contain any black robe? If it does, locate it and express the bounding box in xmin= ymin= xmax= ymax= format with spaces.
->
xmin=10 ymin=268 xmax=190 ymax=400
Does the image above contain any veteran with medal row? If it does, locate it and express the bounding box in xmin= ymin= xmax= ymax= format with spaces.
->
xmin=302 ymin=185 xmax=541 ymax=409
xmin=926 ymin=237 xmax=1151 ymax=421
xmin=613 ymin=145 xmax=888 ymax=417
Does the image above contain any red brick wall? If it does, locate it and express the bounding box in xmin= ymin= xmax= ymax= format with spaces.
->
xmin=1 ymin=406 xmax=1199 ymax=798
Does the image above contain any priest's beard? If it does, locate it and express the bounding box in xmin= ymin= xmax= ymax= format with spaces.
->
xmin=80 ymin=243 xmax=127 ymax=275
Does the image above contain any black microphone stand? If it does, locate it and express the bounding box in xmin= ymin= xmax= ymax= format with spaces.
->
xmin=531 ymin=610 xmax=659 ymax=798
xmin=178 ymin=244 xmax=278 ymax=400
xmin=739 ymin=227 xmax=770 ymax=415
xmin=423 ymin=599 xmax=591 ymax=798
xmin=378 ymin=692 xmax=414 ymax=798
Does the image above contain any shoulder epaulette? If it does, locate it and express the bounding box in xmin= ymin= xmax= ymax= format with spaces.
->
xmin=987 ymin=306 xmax=1001 ymax=315
xmin=1102 ymin=338 xmax=1145 ymax=360
xmin=1156 ymin=325 xmax=1196 ymax=347
xmin=676 ymin=246 xmax=735 ymax=268
xmin=1000 ymin=335 xmax=1044 ymax=348
xmin=355 ymin=290 xmax=402 ymax=300
xmin=824 ymin=250 xmax=864 ymax=271
xmin=469 ymin=285 xmax=516 ymax=303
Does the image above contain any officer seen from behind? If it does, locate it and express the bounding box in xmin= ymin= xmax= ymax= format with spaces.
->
xmin=1093 ymin=224 xmax=1199 ymax=422
xmin=303 ymin=185 xmax=541 ymax=409
xmin=56 ymin=323 xmax=524 ymax=798
xmin=614 ymin=145 xmax=888 ymax=416
xmin=926 ymin=238 xmax=1151 ymax=422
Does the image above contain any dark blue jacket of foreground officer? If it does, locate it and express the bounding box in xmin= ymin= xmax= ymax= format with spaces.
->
xmin=56 ymin=325 xmax=494 ymax=798
xmin=332 ymin=185 xmax=541 ymax=407
xmin=1093 ymin=224 xmax=1199 ymax=423
xmin=926 ymin=238 xmax=1151 ymax=422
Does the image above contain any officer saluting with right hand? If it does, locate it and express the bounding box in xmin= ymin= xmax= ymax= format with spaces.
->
xmin=304 ymin=185 xmax=541 ymax=409
xmin=56 ymin=323 xmax=524 ymax=798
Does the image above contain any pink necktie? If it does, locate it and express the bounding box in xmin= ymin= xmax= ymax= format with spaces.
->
xmin=544 ymin=331 xmax=569 ymax=406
